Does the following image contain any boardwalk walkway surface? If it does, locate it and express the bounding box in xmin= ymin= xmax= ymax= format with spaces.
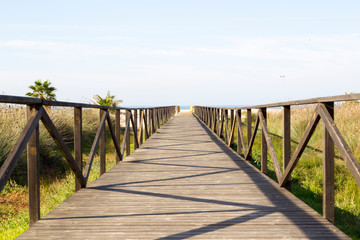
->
xmin=18 ymin=112 xmax=349 ymax=239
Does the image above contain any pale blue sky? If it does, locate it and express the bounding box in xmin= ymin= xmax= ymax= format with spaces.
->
xmin=1 ymin=1 xmax=360 ymax=106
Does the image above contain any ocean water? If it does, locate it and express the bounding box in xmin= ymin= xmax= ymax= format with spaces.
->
xmin=180 ymin=105 xmax=244 ymax=110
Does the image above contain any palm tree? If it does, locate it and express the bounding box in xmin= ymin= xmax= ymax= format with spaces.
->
xmin=92 ymin=91 xmax=122 ymax=107
xmin=26 ymin=80 xmax=57 ymax=100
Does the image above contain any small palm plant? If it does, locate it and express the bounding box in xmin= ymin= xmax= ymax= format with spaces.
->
xmin=26 ymin=80 xmax=57 ymax=100
xmin=92 ymin=91 xmax=122 ymax=107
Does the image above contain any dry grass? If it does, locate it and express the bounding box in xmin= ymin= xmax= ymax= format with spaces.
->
xmin=0 ymin=106 xmax=129 ymax=239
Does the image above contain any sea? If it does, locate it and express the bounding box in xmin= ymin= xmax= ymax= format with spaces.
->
xmin=180 ymin=105 xmax=243 ymax=110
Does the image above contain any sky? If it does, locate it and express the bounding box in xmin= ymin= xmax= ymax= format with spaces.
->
xmin=1 ymin=1 xmax=360 ymax=107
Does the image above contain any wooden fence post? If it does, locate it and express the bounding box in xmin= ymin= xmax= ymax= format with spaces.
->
xmin=323 ymin=102 xmax=334 ymax=223
xmin=237 ymin=110 xmax=242 ymax=154
xmin=261 ymin=108 xmax=267 ymax=174
xmin=139 ymin=109 xmax=144 ymax=145
xmin=230 ymin=110 xmax=234 ymax=147
xmin=115 ymin=109 xmax=121 ymax=164
xmin=133 ymin=109 xmax=138 ymax=150
xmin=224 ymin=109 xmax=229 ymax=144
xmin=27 ymin=105 xmax=40 ymax=226
xmin=151 ymin=109 xmax=156 ymax=134
xmin=74 ymin=107 xmax=83 ymax=191
xmin=126 ymin=110 xmax=131 ymax=156
xmin=283 ymin=105 xmax=291 ymax=191
xmin=99 ymin=109 xmax=106 ymax=175
xmin=247 ymin=109 xmax=252 ymax=159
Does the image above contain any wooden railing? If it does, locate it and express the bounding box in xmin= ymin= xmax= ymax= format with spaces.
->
xmin=194 ymin=94 xmax=360 ymax=223
xmin=0 ymin=95 xmax=176 ymax=226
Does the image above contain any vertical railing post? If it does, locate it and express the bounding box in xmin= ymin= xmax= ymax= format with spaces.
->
xmin=99 ymin=109 xmax=106 ymax=175
xmin=154 ymin=108 xmax=157 ymax=131
xmin=74 ymin=107 xmax=83 ymax=191
xmin=126 ymin=110 xmax=131 ymax=156
xmin=217 ymin=109 xmax=220 ymax=134
xmin=283 ymin=105 xmax=291 ymax=191
xmin=212 ymin=108 xmax=216 ymax=132
xmin=208 ymin=108 xmax=211 ymax=127
xmin=151 ymin=109 xmax=156 ymax=134
xmin=261 ymin=108 xmax=267 ymax=174
xmin=27 ymin=104 xmax=40 ymax=227
xmin=230 ymin=109 xmax=234 ymax=147
xmin=133 ymin=109 xmax=138 ymax=150
xmin=157 ymin=108 xmax=161 ymax=129
xmin=147 ymin=109 xmax=152 ymax=137
xmin=224 ymin=109 xmax=229 ymax=143
xmin=237 ymin=109 xmax=242 ymax=155
xmin=246 ymin=109 xmax=252 ymax=160
xmin=219 ymin=109 xmax=224 ymax=138
xmin=204 ymin=107 xmax=207 ymax=124
xmin=115 ymin=109 xmax=121 ymax=164
xmin=140 ymin=109 xmax=144 ymax=145
xmin=323 ymin=102 xmax=335 ymax=223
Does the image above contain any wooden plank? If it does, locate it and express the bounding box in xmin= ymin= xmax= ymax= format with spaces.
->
xmin=0 ymin=106 xmax=43 ymax=192
xmin=74 ymin=107 xmax=83 ymax=191
xmin=0 ymin=94 xmax=42 ymax=104
xmin=27 ymin=105 xmax=40 ymax=226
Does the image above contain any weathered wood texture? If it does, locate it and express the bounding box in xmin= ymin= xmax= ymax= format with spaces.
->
xmin=18 ymin=113 xmax=349 ymax=239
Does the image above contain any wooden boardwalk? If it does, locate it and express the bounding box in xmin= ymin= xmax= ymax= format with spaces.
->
xmin=18 ymin=112 xmax=349 ymax=239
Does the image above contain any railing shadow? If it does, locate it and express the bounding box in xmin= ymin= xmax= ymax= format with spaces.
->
xmin=192 ymin=114 xmax=344 ymax=239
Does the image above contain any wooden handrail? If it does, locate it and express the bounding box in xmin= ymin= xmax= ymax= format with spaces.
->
xmin=0 ymin=95 xmax=176 ymax=226
xmin=194 ymin=93 xmax=360 ymax=224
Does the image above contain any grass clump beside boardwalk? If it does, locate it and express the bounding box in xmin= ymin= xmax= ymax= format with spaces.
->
xmin=219 ymin=103 xmax=360 ymax=239
xmin=0 ymin=107 xmax=134 ymax=239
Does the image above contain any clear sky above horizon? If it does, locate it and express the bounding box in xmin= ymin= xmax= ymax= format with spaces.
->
xmin=1 ymin=1 xmax=360 ymax=107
